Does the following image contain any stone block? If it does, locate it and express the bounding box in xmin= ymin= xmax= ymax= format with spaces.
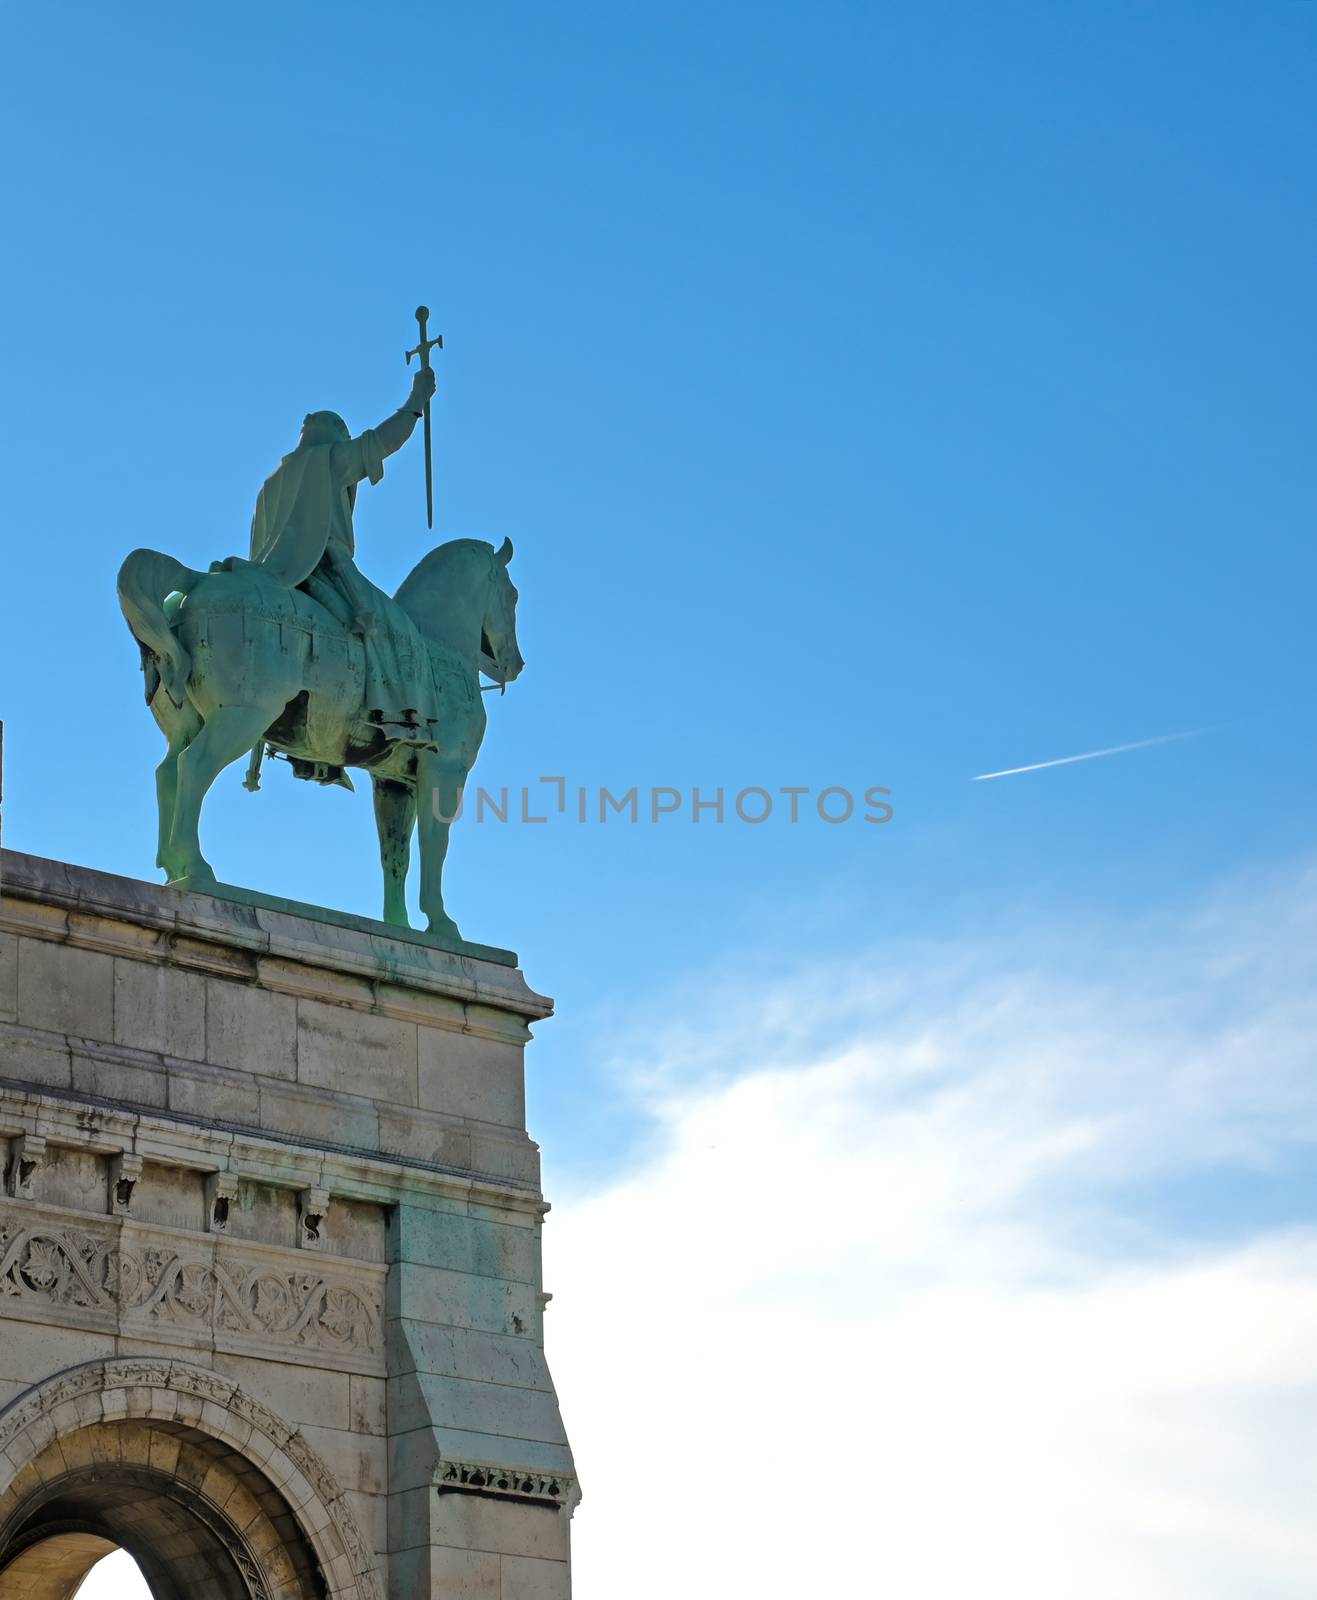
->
xmin=385 ymin=1423 xmax=441 ymax=1494
xmin=387 ymin=1321 xmax=554 ymax=1393
xmin=418 ymin=1028 xmax=524 ymax=1127
xmin=406 ymin=1374 xmax=569 ymax=1448
xmin=70 ymin=1048 xmax=168 ymax=1109
xmin=205 ymin=977 xmax=297 ymax=1080
xmin=426 ymin=1429 xmax=573 ymax=1479
xmin=0 ymin=1321 xmax=116 ymax=1387
xmin=501 ymin=1554 xmax=571 ymax=1600
xmin=228 ymin=1178 xmax=298 ymax=1251
xmin=298 ymin=1422 xmax=387 ymax=1495
xmin=131 ymin=1162 xmax=206 ymax=1233
xmin=469 ymin=1130 xmax=540 ymax=1188
xmin=0 ymin=933 xmax=16 ymax=1023
xmin=109 ymin=1334 xmax=215 ymax=1367
xmin=383 ymin=1372 xmax=436 ymax=1441
xmin=258 ymin=1080 xmax=381 ymax=1154
xmin=345 ymin=1484 xmax=388 ymax=1569
xmin=375 ymin=982 xmax=469 ymax=1033
xmin=432 ymin=1496 xmax=567 ymax=1563
xmin=430 ymin=1545 xmax=501 ymax=1596
xmin=0 ymin=1030 xmax=72 ymax=1090
xmin=297 ymin=999 xmax=418 ymax=1106
xmin=386 ymin=1485 xmax=432 ymax=1563
xmin=375 ymin=1106 xmax=472 ymax=1171
xmin=349 ymin=1374 xmax=387 ymax=1437
xmin=41 ymin=1146 xmax=108 ymax=1214
xmin=113 ymin=957 xmax=206 ymax=1061
xmin=325 ymin=1195 xmax=388 ymax=1264
xmin=386 ymin=1262 xmax=539 ymax=1337
xmin=0 ymin=1378 xmax=32 ymax=1412
xmin=16 ymin=938 xmax=114 ymax=1038
xmin=387 ymin=1545 xmax=431 ymax=1600
xmin=165 ymin=1060 xmax=261 ymax=1128
xmin=212 ymin=1352 xmax=350 ymax=1431
xmin=390 ymin=1204 xmax=540 ymax=1286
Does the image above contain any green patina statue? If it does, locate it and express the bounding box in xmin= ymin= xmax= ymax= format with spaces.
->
xmin=116 ymin=311 xmax=523 ymax=946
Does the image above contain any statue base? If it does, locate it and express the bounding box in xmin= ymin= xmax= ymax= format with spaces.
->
xmin=168 ymin=874 xmax=518 ymax=968
xmin=0 ymin=849 xmax=577 ymax=1599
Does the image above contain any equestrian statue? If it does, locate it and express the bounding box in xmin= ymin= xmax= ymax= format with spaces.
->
xmin=116 ymin=308 xmax=523 ymax=945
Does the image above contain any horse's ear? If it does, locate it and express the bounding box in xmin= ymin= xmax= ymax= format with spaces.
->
xmin=496 ymin=537 xmax=514 ymax=567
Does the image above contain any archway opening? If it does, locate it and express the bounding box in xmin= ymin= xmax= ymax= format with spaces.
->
xmin=0 ymin=1418 xmax=328 ymax=1600
xmin=80 ymin=1549 xmax=153 ymax=1598
xmin=1 ymin=1541 xmax=152 ymax=1599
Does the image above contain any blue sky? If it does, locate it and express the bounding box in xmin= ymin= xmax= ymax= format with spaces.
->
xmin=2 ymin=0 xmax=1311 ymax=1177
xmin=2 ymin=6 xmax=1315 ymax=1591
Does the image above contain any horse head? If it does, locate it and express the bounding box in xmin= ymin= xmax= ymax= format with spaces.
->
xmin=394 ymin=537 xmax=524 ymax=685
xmin=477 ymin=537 xmax=523 ymax=685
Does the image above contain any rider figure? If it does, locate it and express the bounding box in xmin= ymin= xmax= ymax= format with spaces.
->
xmin=245 ymin=366 xmax=439 ymax=743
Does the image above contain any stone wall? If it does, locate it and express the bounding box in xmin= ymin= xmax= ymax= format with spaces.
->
xmin=0 ymin=852 xmax=577 ymax=1599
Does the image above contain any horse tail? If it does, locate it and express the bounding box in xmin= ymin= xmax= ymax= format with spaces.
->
xmin=116 ymin=548 xmax=205 ymax=708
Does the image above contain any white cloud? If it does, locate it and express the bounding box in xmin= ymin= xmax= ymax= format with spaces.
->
xmin=544 ymin=863 xmax=1317 ymax=1598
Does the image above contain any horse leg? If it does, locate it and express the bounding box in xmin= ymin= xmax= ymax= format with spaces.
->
xmin=161 ymin=703 xmax=276 ymax=885
xmin=154 ymin=701 xmax=202 ymax=871
xmin=414 ymin=748 xmax=466 ymax=941
xmin=372 ymin=775 xmax=417 ymax=928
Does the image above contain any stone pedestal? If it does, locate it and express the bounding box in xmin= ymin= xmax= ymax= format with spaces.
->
xmin=0 ymin=851 xmax=577 ymax=1599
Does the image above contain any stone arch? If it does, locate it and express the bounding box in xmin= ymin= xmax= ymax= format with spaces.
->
xmin=0 ymin=1358 xmax=380 ymax=1600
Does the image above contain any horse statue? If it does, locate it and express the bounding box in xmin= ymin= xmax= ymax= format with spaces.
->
xmin=116 ymin=535 xmax=522 ymax=943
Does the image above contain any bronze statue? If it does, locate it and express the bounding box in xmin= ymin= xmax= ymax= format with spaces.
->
xmin=117 ymin=309 xmax=522 ymax=945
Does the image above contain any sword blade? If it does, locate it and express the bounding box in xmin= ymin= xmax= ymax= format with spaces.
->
xmin=422 ymin=400 xmax=434 ymax=528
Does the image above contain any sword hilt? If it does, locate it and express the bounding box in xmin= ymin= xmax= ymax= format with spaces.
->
xmin=405 ymin=304 xmax=444 ymax=369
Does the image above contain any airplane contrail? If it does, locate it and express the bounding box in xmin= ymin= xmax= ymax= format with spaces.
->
xmin=972 ymin=729 xmax=1202 ymax=782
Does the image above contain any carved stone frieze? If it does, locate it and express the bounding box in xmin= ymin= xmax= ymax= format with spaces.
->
xmin=437 ymin=1456 xmax=574 ymax=1507
xmin=0 ymin=1205 xmax=381 ymax=1358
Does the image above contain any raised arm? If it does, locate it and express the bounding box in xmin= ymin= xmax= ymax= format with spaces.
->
xmin=331 ymin=367 xmax=435 ymax=488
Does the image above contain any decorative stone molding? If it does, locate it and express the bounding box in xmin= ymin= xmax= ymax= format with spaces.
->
xmin=437 ymin=1456 xmax=574 ymax=1508
xmin=0 ymin=1206 xmax=381 ymax=1357
xmin=0 ymin=1357 xmax=382 ymax=1600
xmin=108 ymin=1151 xmax=143 ymax=1216
xmin=5 ymin=1133 xmax=45 ymax=1200
xmin=298 ymin=1185 xmax=330 ymax=1251
xmin=0 ymin=1084 xmax=549 ymax=1216
xmin=205 ymin=1170 xmax=240 ymax=1233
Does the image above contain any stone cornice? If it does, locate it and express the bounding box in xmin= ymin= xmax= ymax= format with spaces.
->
xmin=0 ymin=1083 xmax=549 ymax=1214
xmin=0 ymin=850 xmax=553 ymax=1025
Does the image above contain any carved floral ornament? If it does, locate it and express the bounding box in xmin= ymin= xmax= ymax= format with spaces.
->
xmin=0 ymin=1208 xmax=381 ymax=1356
xmin=0 ymin=1357 xmax=382 ymax=1600
xmin=438 ymin=1456 xmax=578 ymax=1511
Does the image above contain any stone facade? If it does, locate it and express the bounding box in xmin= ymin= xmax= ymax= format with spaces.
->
xmin=0 ymin=851 xmax=577 ymax=1598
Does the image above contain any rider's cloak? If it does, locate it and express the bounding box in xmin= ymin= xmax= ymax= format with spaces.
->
xmin=248 ymin=431 xmax=386 ymax=587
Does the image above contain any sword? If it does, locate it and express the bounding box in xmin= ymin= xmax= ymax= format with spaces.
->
xmin=405 ymin=304 xmax=443 ymax=528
